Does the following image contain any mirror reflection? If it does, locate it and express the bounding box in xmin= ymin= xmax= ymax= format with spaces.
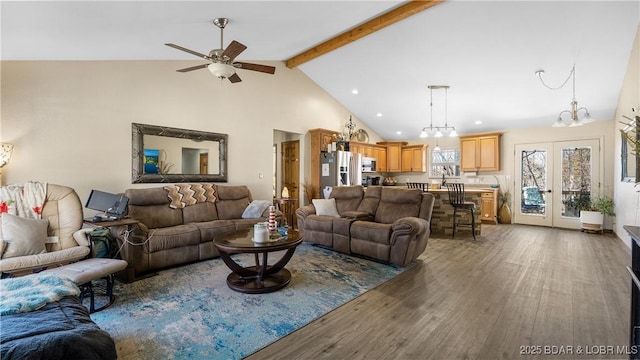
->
xmin=132 ymin=123 xmax=228 ymax=183
xmin=143 ymin=135 xmax=220 ymax=175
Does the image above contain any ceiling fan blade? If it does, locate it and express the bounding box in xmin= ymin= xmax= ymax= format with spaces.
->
xmin=221 ymin=40 xmax=247 ymax=61
xmin=176 ymin=64 xmax=210 ymax=73
xmin=228 ymin=73 xmax=242 ymax=83
xmin=235 ymin=62 xmax=276 ymax=74
xmin=165 ymin=43 xmax=211 ymax=60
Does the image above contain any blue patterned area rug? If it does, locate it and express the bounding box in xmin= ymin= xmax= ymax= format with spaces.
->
xmin=91 ymin=242 xmax=412 ymax=359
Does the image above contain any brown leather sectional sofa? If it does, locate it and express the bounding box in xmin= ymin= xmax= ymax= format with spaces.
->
xmin=112 ymin=184 xmax=277 ymax=281
xmin=295 ymin=185 xmax=435 ymax=266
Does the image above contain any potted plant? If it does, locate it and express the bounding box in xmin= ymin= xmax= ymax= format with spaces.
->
xmin=579 ymin=192 xmax=615 ymax=233
xmin=494 ymin=175 xmax=512 ymax=224
xmin=498 ymin=188 xmax=512 ymax=224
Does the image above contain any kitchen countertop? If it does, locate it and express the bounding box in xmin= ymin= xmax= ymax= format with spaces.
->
xmin=365 ymin=185 xmax=500 ymax=193
xmin=427 ymin=188 xmax=498 ymax=193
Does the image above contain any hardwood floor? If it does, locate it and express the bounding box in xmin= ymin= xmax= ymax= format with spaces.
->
xmin=247 ymin=224 xmax=632 ymax=360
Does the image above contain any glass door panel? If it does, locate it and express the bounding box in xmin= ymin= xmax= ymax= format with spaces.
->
xmin=514 ymin=143 xmax=553 ymax=226
xmin=553 ymin=139 xmax=600 ymax=229
xmin=514 ymin=139 xmax=600 ymax=229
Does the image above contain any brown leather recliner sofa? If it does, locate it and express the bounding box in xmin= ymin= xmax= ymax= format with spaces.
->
xmin=112 ymin=184 xmax=278 ymax=281
xmin=295 ymin=185 xmax=435 ymax=266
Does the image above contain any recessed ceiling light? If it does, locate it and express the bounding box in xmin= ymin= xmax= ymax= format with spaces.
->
xmin=396 ymin=131 xmax=402 ymax=135
xmin=352 ymin=89 xmax=359 ymax=95
xmin=376 ymin=113 xmax=383 ymax=117
xmin=475 ymin=120 xmax=482 ymax=125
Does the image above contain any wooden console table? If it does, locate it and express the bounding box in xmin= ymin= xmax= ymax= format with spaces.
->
xmin=84 ymin=218 xmax=141 ymax=283
xmin=624 ymin=225 xmax=640 ymax=359
xmin=274 ymin=197 xmax=298 ymax=229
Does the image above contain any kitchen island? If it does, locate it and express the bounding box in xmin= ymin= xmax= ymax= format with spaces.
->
xmin=365 ymin=185 xmax=498 ymax=237
xmin=420 ymin=187 xmax=498 ymax=237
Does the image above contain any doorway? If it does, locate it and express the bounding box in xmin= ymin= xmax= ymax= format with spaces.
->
xmin=281 ymin=140 xmax=300 ymax=201
xmin=199 ymin=153 xmax=208 ymax=174
xmin=513 ymin=139 xmax=601 ymax=229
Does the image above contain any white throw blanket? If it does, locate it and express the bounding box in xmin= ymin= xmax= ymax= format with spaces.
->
xmin=0 ymin=181 xmax=47 ymax=219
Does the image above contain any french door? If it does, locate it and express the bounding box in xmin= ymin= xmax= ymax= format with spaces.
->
xmin=513 ymin=139 xmax=600 ymax=229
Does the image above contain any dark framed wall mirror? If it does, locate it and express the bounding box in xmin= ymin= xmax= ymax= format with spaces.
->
xmin=132 ymin=123 xmax=228 ymax=183
xmin=621 ymin=115 xmax=639 ymax=183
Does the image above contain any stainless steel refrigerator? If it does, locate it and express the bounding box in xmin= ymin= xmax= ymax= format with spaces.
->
xmin=319 ymin=150 xmax=362 ymax=198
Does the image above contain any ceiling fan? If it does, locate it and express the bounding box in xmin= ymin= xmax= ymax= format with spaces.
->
xmin=165 ymin=18 xmax=276 ymax=83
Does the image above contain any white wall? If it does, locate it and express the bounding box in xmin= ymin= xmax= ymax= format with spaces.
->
xmin=2 ymin=32 xmax=636 ymax=235
xmin=614 ymin=25 xmax=640 ymax=248
xmin=0 ymin=60 xmax=367 ymax=214
xmin=400 ymin=121 xmax=616 ymax=205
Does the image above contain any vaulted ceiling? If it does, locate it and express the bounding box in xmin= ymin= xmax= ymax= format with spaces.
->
xmin=2 ymin=1 xmax=638 ymax=140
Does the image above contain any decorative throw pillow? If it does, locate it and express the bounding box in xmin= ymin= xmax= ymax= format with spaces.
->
xmin=242 ymin=200 xmax=272 ymax=219
xmin=1 ymin=214 xmax=49 ymax=259
xmin=312 ymin=198 xmax=341 ymax=217
xmin=164 ymin=183 xmax=216 ymax=209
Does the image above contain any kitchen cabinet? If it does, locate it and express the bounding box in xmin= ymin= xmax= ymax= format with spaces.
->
xmin=401 ymin=145 xmax=427 ymax=172
xmin=481 ymin=190 xmax=498 ymax=224
xmin=376 ymin=147 xmax=387 ymax=172
xmin=350 ymin=142 xmax=378 ymax=159
xmin=401 ymin=148 xmax=411 ymax=172
xmin=309 ymin=128 xmax=339 ymax=200
xmin=348 ymin=142 xmax=388 ymax=172
xmin=377 ymin=141 xmax=427 ymax=173
xmin=377 ymin=142 xmax=406 ymax=173
xmin=459 ymin=132 xmax=502 ymax=172
xmin=350 ymin=143 xmax=361 ymax=156
xmin=349 ymin=142 xmax=365 ymax=157
xmin=364 ymin=145 xmax=375 ymax=158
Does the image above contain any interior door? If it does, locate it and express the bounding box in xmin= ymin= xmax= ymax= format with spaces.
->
xmin=514 ymin=139 xmax=601 ymax=229
xmin=199 ymin=153 xmax=208 ymax=174
xmin=281 ymin=140 xmax=300 ymax=201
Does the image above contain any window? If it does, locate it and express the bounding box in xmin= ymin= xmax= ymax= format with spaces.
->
xmin=430 ymin=148 xmax=460 ymax=178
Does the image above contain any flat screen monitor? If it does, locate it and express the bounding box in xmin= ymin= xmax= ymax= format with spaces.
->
xmin=85 ymin=190 xmax=129 ymax=217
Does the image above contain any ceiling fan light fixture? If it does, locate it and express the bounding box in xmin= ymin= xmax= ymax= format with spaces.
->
xmin=166 ymin=18 xmax=275 ymax=82
xmin=208 ymin=63 xmax=236 ymax=79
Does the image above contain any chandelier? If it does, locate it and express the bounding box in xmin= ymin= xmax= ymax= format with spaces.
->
xmin=420 ymin=85 xmax=457 ymax=138
xmin=344 ymin=115 xmax=356 ymax=140
xmin=535 ymin=64 xmax=593 ymax=127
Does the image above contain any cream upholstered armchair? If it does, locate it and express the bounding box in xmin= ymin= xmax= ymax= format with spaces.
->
xmin=0 ymin=184 xmax=91 ymax=276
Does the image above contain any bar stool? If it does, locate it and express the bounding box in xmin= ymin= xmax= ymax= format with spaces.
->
xmin=446 ymin=183 xmax=476 ymax=240
xmin=407 ymin=182 xmax=428 ymax=192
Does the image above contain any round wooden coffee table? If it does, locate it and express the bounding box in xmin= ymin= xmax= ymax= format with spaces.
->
xmin=214 ymin=229 xmax=302 ymax=294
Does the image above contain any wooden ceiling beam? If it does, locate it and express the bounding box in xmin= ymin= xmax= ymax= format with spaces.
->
xmin=285 ymin=0 xmax=444 ymax=69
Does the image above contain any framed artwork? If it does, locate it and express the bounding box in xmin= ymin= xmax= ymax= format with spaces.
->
xmin=144 ymin=149 xmax=159 ymax=174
